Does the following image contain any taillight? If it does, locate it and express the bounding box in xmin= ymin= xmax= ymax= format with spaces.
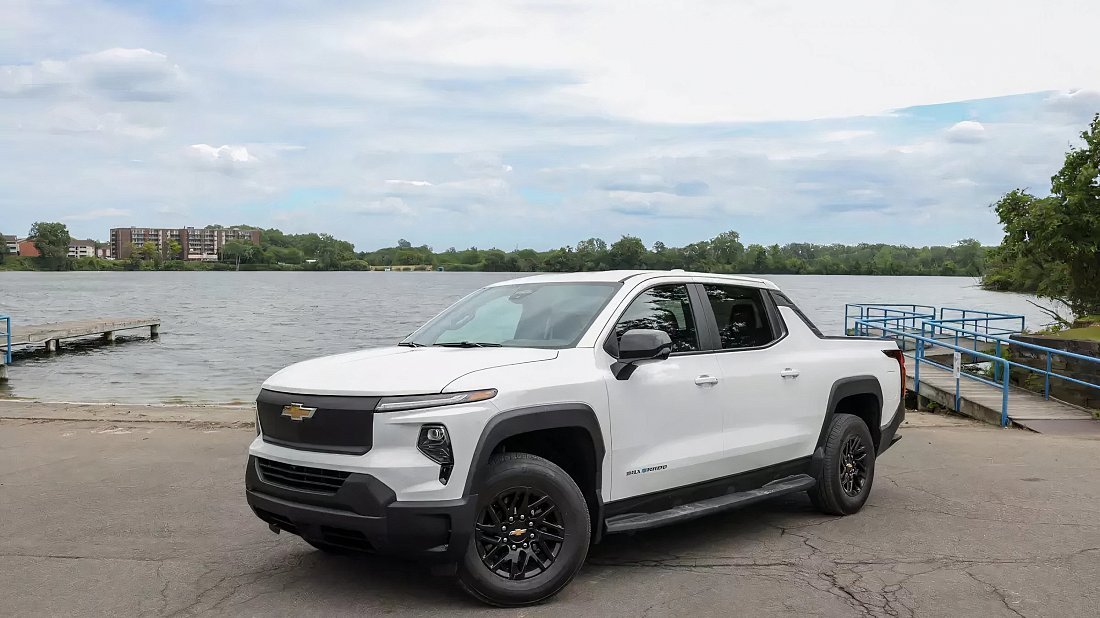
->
xmin=884 ymin=349 xmax=906 ymax=397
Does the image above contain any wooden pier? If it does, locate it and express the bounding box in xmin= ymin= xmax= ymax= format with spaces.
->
xmin=905 ymin=352 xmax=1098 ymax=432
xmin=0 ymin=317 xmax=160 ymax=380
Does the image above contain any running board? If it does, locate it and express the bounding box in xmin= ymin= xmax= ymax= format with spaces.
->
xmin=604 ymin=474 xmax=817 ymax=534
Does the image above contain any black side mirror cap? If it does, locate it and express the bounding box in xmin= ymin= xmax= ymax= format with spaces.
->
xmin=611 ymin=329 xmax=672 ymax=379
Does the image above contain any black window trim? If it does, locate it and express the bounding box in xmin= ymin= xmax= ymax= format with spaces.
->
xmin=692 ymin=282 xmax=789 ymax=354
xmin=602 ymin=281 xmax=708 ymax=357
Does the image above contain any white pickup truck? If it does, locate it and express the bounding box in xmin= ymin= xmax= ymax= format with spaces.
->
xmin=245 ymin=270 xmax=905 ymax=606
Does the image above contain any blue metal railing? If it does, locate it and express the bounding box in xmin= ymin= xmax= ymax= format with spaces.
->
xmin=847 ymin=304 xmax=1100 ymax=427
xmin=850 ymin=311 xmax=1012 ymax=426
xmin=1 ymin=315 xmax=10 ymax=364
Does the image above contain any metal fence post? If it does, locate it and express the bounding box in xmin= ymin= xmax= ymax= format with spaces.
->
xmin=1045 ymin=352 xmax=1052 ymax=400
xmin=1001 ymin=359 xmax=1010 ymax=427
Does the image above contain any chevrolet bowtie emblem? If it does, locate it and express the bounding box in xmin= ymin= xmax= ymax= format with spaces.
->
xmin=281 ymin=403 xmax=317 ymax=421
xmin=509 ymin=528 xmax=527 ymax=538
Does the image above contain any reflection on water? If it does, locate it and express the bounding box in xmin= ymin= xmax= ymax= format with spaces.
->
xmin=0 ymin=272 xmax=1049 ymax=403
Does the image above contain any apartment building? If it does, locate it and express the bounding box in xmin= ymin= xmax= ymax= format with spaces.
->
xmin=110 ymin=226 xmax=261 ymax=260
xmin=3 ymin=235 xmax=16 ymax=255
xmin=68 ymin=239 xmax=97 ymax=258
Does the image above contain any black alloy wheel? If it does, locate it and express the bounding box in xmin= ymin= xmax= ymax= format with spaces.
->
xmin=809 ymin=413 xmax=876 ymax=515
xmin=839 ymin=435 xmax=869 ymax=497
xmin=457 ymin=452 xmax=590 ymax=607
xmin=475 ymin=487 xmax=565 ymax=581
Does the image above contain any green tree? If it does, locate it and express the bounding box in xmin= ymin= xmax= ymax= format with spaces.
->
xmin=0 ymin=234 xmax=9 ymax=263
xmin=984 ymin=114 xmax=1100 ymax=316
xmin=29 ymin=221 xmax=71 ymax=268
xmin=608 ymin=235 xmax=647 ymax=269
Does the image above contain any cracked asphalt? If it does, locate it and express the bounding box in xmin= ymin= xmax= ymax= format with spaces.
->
xmin=2 ymin=413 xmax=1098 ymax=617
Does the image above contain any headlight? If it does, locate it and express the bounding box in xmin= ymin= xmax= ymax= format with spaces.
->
xmin=376 ymin=388 xmax=497 ymax=412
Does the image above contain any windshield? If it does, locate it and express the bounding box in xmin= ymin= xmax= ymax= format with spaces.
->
xmin=403 ymin=282 xmax=621 ymax=349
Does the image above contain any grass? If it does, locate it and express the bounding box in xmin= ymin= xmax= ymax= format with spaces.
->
xmin=1043 ymin=325 xmax=1100 ymax=342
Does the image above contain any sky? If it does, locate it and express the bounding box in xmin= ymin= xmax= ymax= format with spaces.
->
xmin=2 ymin=0 xmax=1099 ymax=251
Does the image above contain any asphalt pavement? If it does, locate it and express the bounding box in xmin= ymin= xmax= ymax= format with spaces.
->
xmin=2 ymin=411 xmax=1098 ymax=617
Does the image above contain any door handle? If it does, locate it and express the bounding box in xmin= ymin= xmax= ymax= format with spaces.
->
xmin=695 ymin=375 xmax=719 ymax=386
xmin=779 ymin=368 xmax=800 ymax=379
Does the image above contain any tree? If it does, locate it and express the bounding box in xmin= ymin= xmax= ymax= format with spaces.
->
xmin=165 ymin=240 xmax=182 ymax=261
xmin=608 ymin=235 xmax=647 ymax=269
xmin=29 ymin=222 xmax=71 ymax=266
xmin=984 ymin=114 xmax=1100 ymax=317
xmin=0 ymin=234 xmax=9 ymax=263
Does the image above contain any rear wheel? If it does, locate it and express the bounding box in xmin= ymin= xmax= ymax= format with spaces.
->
xmin=457 ymin=452 xmax=590 ymax=607
xmin=809 ymin=414 xmax=876 ymax=515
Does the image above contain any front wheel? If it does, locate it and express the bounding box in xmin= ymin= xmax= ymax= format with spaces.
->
xmin=809 ymin=414 xmax=876 ymax=515
xmin=457 ymin=452 xmax=590 ymax=607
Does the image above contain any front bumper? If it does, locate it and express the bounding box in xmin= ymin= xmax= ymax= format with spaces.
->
xmin=245 ymin=456 xmax=476 ymax=560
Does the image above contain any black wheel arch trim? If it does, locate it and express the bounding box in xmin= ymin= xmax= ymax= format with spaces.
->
xmin=463 ymin=403 xmax=607 ymax=540
xmin=816 ymin=375 xmax=884 ymax=450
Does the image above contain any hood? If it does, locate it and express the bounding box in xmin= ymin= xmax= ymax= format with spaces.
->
xmin=262 ymin=346 xmax=559 ymax=396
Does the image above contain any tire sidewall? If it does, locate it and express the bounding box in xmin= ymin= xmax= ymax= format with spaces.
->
xmin=458 ymin=455 xmax=590 ymax=606
xmin=825 ymin=415 xmax=876 ymax=513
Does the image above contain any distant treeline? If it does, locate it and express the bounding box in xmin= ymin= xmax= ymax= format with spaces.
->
xmin=1 ymin=222 xmax=988 ymax=276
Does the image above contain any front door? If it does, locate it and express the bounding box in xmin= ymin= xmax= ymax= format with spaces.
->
xmin=603 ymin=283 xmax=726 ymax=500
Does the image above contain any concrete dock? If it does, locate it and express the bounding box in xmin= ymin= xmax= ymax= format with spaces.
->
xmin=0 ymin=317 xmax=160 ymax=379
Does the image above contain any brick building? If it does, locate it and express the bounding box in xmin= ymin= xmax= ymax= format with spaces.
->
xmin=110 ymin=227 xmax=261 ymax=261
xmin=17 ymin=239 xmax=40 ymax=257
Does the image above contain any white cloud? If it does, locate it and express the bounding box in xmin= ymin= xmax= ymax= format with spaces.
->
xmin=945 ymin=121 xmax=988 ymax=144
xmin=189 ymin=144 xmax=253 ymax=162
xmin=821 ymin=130 xmax=875 ymax=142
xmin=62 ymin=208 xmax=129 ymax=221
xmin=0 ymin=48 xmax=185 ymax=102
xmin=385 ymin=179 xmax=433 ymax=187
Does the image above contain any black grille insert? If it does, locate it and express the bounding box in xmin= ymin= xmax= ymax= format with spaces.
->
xmin=256 ymin=458 xmax=351 ymax=494
xmin=256 ymin=389 xmax=380 ymax=455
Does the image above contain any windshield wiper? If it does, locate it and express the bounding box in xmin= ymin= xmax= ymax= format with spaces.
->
xmin=433 ymin=341 xmax=503 ymax=348
xmin=397 ymin=341 xmax=426 ymax=347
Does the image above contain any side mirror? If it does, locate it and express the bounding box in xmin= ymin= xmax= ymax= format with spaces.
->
xmin=611 ymin=329 xmax=672 ymax=380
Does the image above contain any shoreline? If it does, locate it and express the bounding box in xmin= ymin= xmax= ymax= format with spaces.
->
xmin=0 ymin=400 xmax=254 ymax=427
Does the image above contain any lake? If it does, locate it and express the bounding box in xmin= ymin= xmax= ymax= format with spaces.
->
xmin=0 ymin=272 xmax=1052 ymax=404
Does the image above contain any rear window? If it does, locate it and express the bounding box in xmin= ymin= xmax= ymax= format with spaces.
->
xmin=702 ymin=284 xmax=779 ymax=349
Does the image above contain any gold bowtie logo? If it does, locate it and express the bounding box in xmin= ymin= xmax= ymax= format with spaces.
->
xmin=509 ymin=528 xmax=527 ymax=538
xmin=281 ymin=403 xmax=317 ymax=421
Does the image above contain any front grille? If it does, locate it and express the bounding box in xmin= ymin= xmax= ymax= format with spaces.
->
xmin=256 ymin=389 xmax=380 ymax=455
xmin=256 ymin=458 xmax=351 ymax=494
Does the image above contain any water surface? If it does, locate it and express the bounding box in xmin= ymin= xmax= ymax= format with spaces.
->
xmin=0 ymin=272 xmax=1049 ymax=403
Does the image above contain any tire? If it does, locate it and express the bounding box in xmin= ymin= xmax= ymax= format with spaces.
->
xmin=457 ymin=452 xmax=590 ymax=607
xmin=809 ymin=414 xmax=876 ymax=515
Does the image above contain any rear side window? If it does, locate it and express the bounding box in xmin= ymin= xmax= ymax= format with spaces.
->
xmin=614 ymin=284 xmax=699 ymax=353
xmin=702 ymin=284 xmax=778 ymax=349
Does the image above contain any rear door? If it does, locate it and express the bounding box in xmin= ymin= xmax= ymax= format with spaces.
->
xmin=602 ymin=282 xmax=726 ymax=500
xmin=698 ymin=283 xmax=819 ymax=473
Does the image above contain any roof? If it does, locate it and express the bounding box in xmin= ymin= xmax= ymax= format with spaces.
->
xmin=487 ymin=270 xmax=779 ymax=289
xmin=69 ymin=239 xmax=96 ymax=247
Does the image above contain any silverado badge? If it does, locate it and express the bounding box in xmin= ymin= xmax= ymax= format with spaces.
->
xmin=281 ymin=403 xmax=317 ymax=421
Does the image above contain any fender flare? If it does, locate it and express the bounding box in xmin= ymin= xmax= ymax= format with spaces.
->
xmin=462 ymin=403 xmax=607 ymax=541
xmin=463 ymin=403 xmax=606 ymax=496
xmin=811 ymin=376 xmax=883 ymax=476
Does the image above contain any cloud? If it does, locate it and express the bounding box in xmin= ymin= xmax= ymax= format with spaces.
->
xmin=2 ymin=1 xmax=1099 ymax=249
xmin=62 ymin=208 xmax=130 ymax=221
xmin=946 ymin=121 xmax=987 ymax=143
xmin=0 ymin=48 xmax=185 ymax=102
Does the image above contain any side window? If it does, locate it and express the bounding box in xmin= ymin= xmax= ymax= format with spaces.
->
xmin=614 ymin=284 xmax=699 ymax=353
xmin=703 ymin=284 xmax=777 ymax=349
